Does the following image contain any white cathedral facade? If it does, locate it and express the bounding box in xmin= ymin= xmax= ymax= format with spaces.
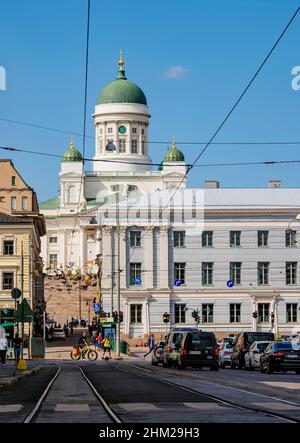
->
xmin=40 ymin=53 xmax=300 ymax=340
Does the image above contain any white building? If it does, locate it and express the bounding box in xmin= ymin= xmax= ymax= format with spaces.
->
xmin=40 ymin=53 xmax=300 ymax=340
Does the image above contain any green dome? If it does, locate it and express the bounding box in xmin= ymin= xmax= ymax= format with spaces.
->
xmin=163 ymin=141 xmax=185 ymax=162
xmin=158 ymin=161 xmax=164 ymax=171
xmin=96 ymin=53 xmax=147 ymax=105
xmin=62 ymin=138 xmax=83 ymax=162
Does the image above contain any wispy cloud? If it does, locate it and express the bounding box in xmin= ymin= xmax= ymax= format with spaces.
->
xmin=164 ymin=65 xmax=189 ymax=80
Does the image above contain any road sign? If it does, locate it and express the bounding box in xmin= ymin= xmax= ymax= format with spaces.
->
xmin=11 ymin=288 xmax=22 ymax=300
xmin=100 ymin=317 xmax=108 ymax=322
xmin=93 ymin=303 xmax=101 ymax=313
xmin=175 ymin=280 xmax=182 ymax=287
xmin=227 ymin=280 xmax=234 ymax=288
xmin=135 ymin=277 xmax=141 ymax=285
xmin=15 ymin=299 xmax=33 ymax=323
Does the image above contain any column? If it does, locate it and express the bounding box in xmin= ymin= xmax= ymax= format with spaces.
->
xmin=160 ymin=226 xmax=169 ymax=288
xmin=101 ymin=226 xmax=112 ymax=290
xmin=145 ymin=226 xmax=154 ymax=289
xmin=251 ymin=296 xmax=257 ymax=332
xmin=96 ymin=228 xmax=101 ymax=256
xmin=144 ymin=299 xmax=150 ymax=335
xmin=120 ymin=227 xmax=127 ymax=289
xmin=79 ymin=227 xmax=86 ymax=266
xmin=138 ymin=123 xmax=143 ymax=155
xmin=59 ymin=231 xmax=65 ymax=269
xmin=127 ymin=122 xmax=132 ymax=154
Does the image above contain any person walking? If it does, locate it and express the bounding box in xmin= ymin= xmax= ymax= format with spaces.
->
xmin=144 ymin=334 xmax=155 ymax=357
xmin=96 ymin=332 xmax=102 ymax=352
xmin=13 ymin=333 xmax=22 ymax=366
xmin=101 ymin=336 xmax=112 ymax=359
xmin=0 ymin=334 xmax=8 ymax=365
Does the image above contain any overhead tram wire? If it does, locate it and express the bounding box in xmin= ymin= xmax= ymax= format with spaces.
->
xmin=68 ymin=0 xmax=91 ymax=266
xmin=3 ymin=145 xmax=300 ymax=169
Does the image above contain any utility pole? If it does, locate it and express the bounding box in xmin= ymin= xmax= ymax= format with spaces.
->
xmin=116 ymin=195 xmax=121 ymax=358
xmin=21 ymin=241 xmax=24 ymax=359
xmin=78 ymin=259 xmax=82 ymax=321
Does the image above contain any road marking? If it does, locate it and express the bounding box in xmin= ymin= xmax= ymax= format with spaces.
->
xmin=127 ymin=363 xmax=152 ymax=373
xmin=54 ymin=403 xmax=90 ymax=412
xmin=260 ymin=381 xmax=300 ymax=390
xmin=183 ymin=402 xmax=231 ymax=410
xmin=116 ymin=403 xmax=159 ymax=411
xmin=0 ymin=404 xmax=23 ymax=413
xmin=251 ymin=402 xmax=300 ymax=411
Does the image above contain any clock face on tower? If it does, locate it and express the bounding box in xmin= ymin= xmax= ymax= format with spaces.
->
xmin=118 ymin=125 xmax=126 ymax=134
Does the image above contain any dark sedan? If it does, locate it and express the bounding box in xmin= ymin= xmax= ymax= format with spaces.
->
xmin=260 ymin=341 xmax=300 ymax=374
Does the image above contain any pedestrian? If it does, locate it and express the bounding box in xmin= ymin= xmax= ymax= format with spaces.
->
xmin=0 ymin=333 xmax=8 ymax=365
xmin=144 ymin=334 xmax=155 ymax=357
xmin=13 ymin=333 xmax=22 ymax=366
xmin=101 ymin=336 xmax=112 ymax=359
xmin=96 ymin=332 xmax=102 ymax=351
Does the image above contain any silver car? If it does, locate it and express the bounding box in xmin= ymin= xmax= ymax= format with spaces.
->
xmin=244 ymin=341 xmax=270 ymax=370
xmin=52 ymin=328 xmax=66 ymax=340
xmin=218 ymin=340 xmax=233 ymax=368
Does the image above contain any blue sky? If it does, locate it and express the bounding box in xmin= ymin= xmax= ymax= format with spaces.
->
xmin=0 ymin=0 xmax=300 ymax=202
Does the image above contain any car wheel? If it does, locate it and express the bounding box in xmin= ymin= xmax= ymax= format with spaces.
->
xmin=266 ymin=364 xmax=273 ymax=374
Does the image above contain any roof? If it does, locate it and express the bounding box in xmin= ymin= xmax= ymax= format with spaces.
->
xmin=39 ymin=197 xmax=59 ymax=210
xmin=164 ymin=141 xmax=185 ymax=162
xmin=96 ymin=54 xmax=147 ymax=105
xmin=62 ymin=138 xmax=83 ymax=162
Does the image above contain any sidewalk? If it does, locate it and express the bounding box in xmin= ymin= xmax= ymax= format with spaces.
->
xmin=0 ymin=361 xmax=43 ymax=389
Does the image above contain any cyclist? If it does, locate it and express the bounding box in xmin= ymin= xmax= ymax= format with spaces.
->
xmin=78 ymin=332 xmax=89 ymax=358
xmin=101 ymin=336 xmax=112 ymax=359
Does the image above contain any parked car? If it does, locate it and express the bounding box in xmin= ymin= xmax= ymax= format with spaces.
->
xmin=52 ymin=328 xmax=66 ymax=340
xmin=176 ymin=331 xmax=219 ymax=371
xmin=244 ymin=341 xmax=270 ymax=370
xmin=151 ymin=342 xmax=165 ymax=366
xmin=260 ymin=341 xmax=300 ymax=374
xmin=218 ymin=340 xmax=233 ymax=368
xmin=231 ymin=332 xmax=275 ymax=369
xmin=163 ymin=327 xmax=198 ymax=368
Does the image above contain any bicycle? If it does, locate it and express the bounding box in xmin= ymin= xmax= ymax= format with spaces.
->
xmin=70 ymin=344 xmax=98 ymax=361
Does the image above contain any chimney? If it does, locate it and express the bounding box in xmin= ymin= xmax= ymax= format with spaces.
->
xmin=205 ymin=180 xmax=220 ymax=189
xmin=269 ymin=180 xmax=281 ymax=188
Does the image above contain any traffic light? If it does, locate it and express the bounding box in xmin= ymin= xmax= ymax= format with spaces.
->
xmin=113 ymin=311 xmax=118 ymax=322
xmin=119 ymin=311 xmax=124 ymax=323
xmin=163 ymin=312 xmax=170 ymax=324
xmin=252 ymin=311 xmax=258 ymax=319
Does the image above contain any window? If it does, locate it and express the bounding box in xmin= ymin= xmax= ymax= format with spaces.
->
xmin=286 ymin=262 xmax=297 ymax=285
xmin=68 ymin=186 xmax=76 ymax=204
xmin=230 ymin=304 xmax=241 ymax=323
xmin=130 ymin=263 xmax=142 ymax=285
xmin=174 ymin=231 xmax=185 ymax=247
xmin=230 ymin=262 xmax=241 ymax=285
xmin=11 ymin=197 xmax=16 ymax=210
xmin=202 ymin=262 xmax=213 ymax=285
xmin=141 ymin=140 xmax=145 ymax=154
xmin=0 ymin=196 xmax=5 ymax=203
xmin=3 ymin=272 xmax=14 ymax=290
xmin=128 ymin=185 xmax=137 ymax=192
xmin=142 ymin=129 xmax=145 ymax=135
xmin=130 ymin=231 xmax=141 ymax=247
xmin=202 ymin=304 xmax=214 ymax=323
xmin=258 ymin=231 xmax=268 ymax=247
xmin=286 ymin=230 xmax=297 ymax=247
xmin=132 ymin=127 xmax=137 ymax=134
xmin=22 ymin=196 xmax=27 ymax=210
xmin=12 ymin=176 xmax=16 ymax=186
xmin=230 ymin=231 xmax=241 ymax=247
xmin=49 ymin=254 xmax=58 ymax=269
xmin=174 ymin=263 xmax=185 ymax=285
xmin=130 ymin=304 xmax=142 ymax=323
xmin=99 ymin=128 xmax=103 ymax=135
xmin=286 ymin=303 xmax=298 ymax=323
xmin=3 ymin=240 xmax=14 ymax=255
xmin=202 ymin=231 xmax=213 ymax=247
xmin=175 ymin=304 xmax=186 ymax=323
xmin=107 ymin=127 xmax=113 ymax=134
xmin=258 ymin=262 xmax=269 ymax=285
xmin=258 ymin=303 xmax=270 ymax=323
xmin=49 ymin=237 xmax=58 ymax=244
xmin=119 ymin=139 xmax=126 ymax=153
xmin=131 ymin=139 xmax=138 ymax=154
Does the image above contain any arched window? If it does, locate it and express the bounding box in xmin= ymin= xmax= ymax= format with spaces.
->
xmin=68 ymin=186 xmax=77 ymax=203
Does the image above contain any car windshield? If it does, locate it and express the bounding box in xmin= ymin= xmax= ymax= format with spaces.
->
xmin=274 ymin=342 xmax=293 ymax=350
xmin=172 ymin=333 xmax=183 ymax=344
xmin=256 ymin=342 xmax=269 ymax=351
xmin=246 ymin=333 xmax=274 ymax=345
xmin=225 ymin=343 xmax=233 ymax=349
xmin=54 ymin=329 xmax=64 ymax=332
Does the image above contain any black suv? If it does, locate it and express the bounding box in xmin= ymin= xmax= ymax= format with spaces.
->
xmin=176 ymin=331 xmax=219 ymax=370
xmin=231 ymin=331 xmax=275 ymax=369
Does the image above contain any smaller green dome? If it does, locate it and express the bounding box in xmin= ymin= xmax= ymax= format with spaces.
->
xmin=62 ymin=137 xmax=83 ymax=162
xmin=163 ymin=140 xmax=185 ymax=162
xmin=158 ymin=161 xmax=163 ymax=171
